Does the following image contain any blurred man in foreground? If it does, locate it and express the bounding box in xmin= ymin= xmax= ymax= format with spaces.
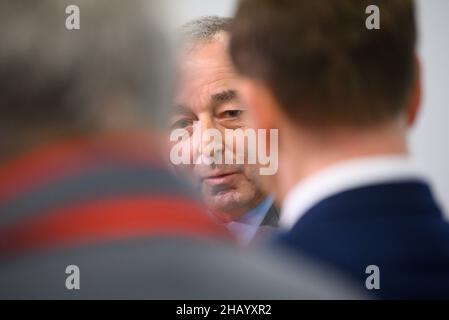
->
xmin=230 ymin=0 xmax=449 ymax=298
xmin=0 ymin=0 xmax=359 ymax=299
xmin=170 ymin=17 xmax=279 ymax=245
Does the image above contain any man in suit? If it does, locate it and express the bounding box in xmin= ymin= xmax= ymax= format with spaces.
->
xmin=229 ymin=0 xmax=449 ymax=298
xmin=0 ymin=0 xmax=360 ymax=299
xmin=170 ymin=17 xmax=279 ymax=245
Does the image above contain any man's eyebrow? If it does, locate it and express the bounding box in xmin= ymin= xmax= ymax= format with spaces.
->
xmin=211 ymin=90 xmax=238 ymax=104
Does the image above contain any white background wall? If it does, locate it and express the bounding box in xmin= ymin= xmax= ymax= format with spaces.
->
xmin=412 ymin=0 xmax=449 ymax=215
xmin=163 ymin=0 xmax=449 ymax=215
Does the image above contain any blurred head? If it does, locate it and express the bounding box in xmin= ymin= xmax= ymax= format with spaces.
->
xmin=0 ymin=0 xmax=171 ymax=163
xmin=229 ymin=0 xmax=420 ymax=199
xmin=170 ymin=17 xmax=265 ymax=222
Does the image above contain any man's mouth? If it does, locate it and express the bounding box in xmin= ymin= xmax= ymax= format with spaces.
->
xmin=201 ymin=172 xmax=239 ymax=186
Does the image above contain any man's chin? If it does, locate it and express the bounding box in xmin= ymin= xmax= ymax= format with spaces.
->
xmin=204 ymin=190 xmax=247 ymax=221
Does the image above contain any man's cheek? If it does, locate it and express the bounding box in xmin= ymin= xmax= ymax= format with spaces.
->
xmin=244 ymin=164 xmax=261 ymax=184
xmin=225 ymin=174 xmax=251 ymax=194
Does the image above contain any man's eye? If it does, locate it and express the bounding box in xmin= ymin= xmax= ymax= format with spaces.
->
xmin=222 ymin=110 xmax=243 ymax=118
xmin=171 ymin=119 xmax=192 ymax=129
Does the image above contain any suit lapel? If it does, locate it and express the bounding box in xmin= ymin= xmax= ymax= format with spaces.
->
xmin=261 ymin=204 xmax=280 ymax=227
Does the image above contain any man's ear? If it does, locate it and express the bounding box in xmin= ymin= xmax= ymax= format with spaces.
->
xmin=238 ymin=78 xmax=280 ymax=130
xmin=406 ymin=56 xmax=422 ymax=127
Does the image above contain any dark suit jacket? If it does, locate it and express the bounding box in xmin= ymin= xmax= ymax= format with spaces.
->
xmin=262 ymin=204 xmax=280 ymax=227
xmin=276 ymin=180 xmax=449 ymax=299
xmin=249 ymin=204 xmax=280 ymax=245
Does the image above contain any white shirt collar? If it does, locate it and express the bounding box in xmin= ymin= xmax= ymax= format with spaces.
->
xmin=280 ymin=155 xmax=427 ymax=230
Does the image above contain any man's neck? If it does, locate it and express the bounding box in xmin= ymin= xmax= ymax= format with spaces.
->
xmin=276 ymin=119 xmax=409 ymax=203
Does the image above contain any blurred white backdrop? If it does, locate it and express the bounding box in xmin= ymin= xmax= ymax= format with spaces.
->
xmin=412 ymin=0 xmax=449 ymax=215
xmin=162 ymin=0 xmax=449 ymax=215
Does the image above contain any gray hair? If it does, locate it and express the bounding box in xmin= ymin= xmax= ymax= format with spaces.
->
xmin=0 ymin=0 xmax=171 ymax=134
xmin=180 ymin=16 xmax=232 ymax=47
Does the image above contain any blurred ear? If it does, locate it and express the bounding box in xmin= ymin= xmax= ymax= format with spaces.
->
xmin=406 ymin=57 xmax=422 ymax=127
xmin=238 ymin=78 xmax=280 ymax=130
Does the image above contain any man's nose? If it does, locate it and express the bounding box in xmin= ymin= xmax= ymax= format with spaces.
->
xmin=194 ymin=119 xmax=224 ymax=165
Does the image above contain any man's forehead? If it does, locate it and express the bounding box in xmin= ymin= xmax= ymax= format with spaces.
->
xmin=179 ymin=32 xmax=234 ymax=71
xmin=174 ymin=89 xmax=239 ymax=115
xmin=181 ymin=31 xmax=230 ymax=57
xmin=175 ymin=37 xmax=240 ymax=113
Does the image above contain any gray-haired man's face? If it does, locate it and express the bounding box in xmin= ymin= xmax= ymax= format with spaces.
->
xmin=170 ymin=34 xmax=265 ymax=222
